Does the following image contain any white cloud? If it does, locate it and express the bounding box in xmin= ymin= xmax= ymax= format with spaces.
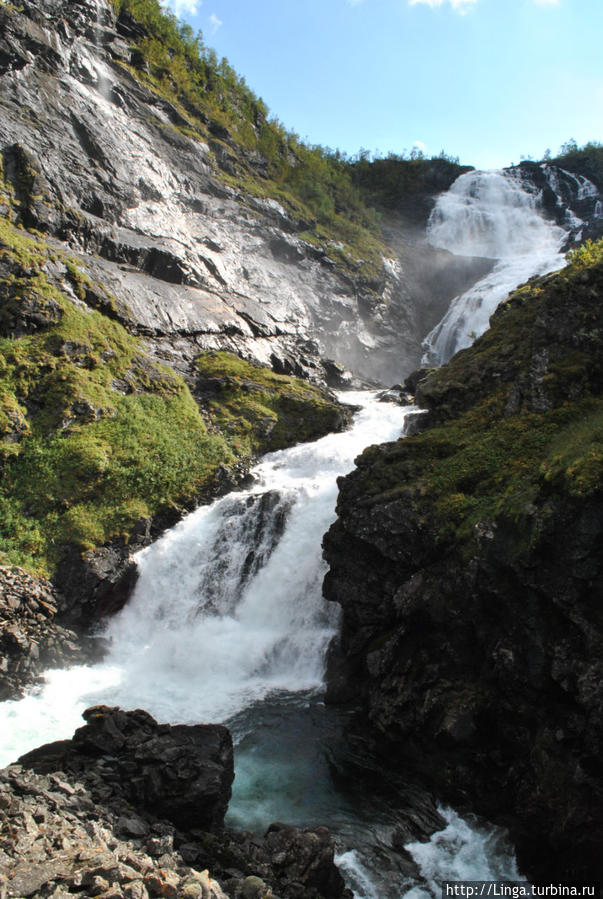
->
xmin=209 ymin=12 xmax=223 ymax=32
xmin=161 ymin=0 xmax=201 ymax=17
xmin=413 ymin=140 xmax=427 ymax=150
xmin=409 ymin=0 xmax=478 ymax=13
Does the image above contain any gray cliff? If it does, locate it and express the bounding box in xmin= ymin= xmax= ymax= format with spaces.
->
xmin=0 ymin=0 xmax=468 ymax=386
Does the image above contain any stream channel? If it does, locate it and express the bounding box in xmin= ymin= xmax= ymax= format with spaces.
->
xmin=0 ymin=392 xmax=521 ymax=897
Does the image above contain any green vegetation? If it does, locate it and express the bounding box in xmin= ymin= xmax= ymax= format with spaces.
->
xmin=566 ymin=236 xmax=603 ymax=270
xmin=108 ymin=0 xmax=384 ymax=278
xmin=350 ymin=150 xmax=469 ymax=220
xmin=353 ymin=240 xmax=603 ymax=555
xmin=0 ymin=220 xmax=344 ymax=575
xmin=195 ymin=350 xmax=346 ymax=455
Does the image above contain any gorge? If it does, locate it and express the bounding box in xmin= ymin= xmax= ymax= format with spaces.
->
xmin=0 ymin=0 xmax=602 ymax=897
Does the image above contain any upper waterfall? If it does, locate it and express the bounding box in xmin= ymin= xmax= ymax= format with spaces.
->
xmin=427 ymin=169 xmax=567 ymax=259
xmin=422 ymin=168 xmax=572 ymax=364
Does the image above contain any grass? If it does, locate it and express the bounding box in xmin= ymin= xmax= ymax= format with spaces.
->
xmin=351 ymin=240 xmax=603 ymax=557
xmin=195 ymin=350 xmax=347 ymax=454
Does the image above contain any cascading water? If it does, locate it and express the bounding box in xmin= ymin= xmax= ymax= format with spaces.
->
xmin=421 ymin=168 xmax=569 ymax=365
xmin=0 ymin=392 xmax=522 ymax=897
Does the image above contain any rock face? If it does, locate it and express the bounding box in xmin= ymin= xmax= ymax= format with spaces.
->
xmin=516 ymin=160 xmax=603 ymax=246
xmin=0 ymin=566 xmax=105 ymax=700
xmin=323 ymin=247 xmax=603 ymax=880
xmin=0 ymin=0 xmax=454 ymax=386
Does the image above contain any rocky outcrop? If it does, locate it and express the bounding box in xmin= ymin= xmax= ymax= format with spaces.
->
xmin=6 ymin=706 xmax=352 ymax=899
xmin=323 ymin=247 xmax=603 ymax=879
xmin=515 ymin=161 xmax=603 ymax=246
xmin=20 ymin=706 xmax=235 ymax=833
xmin=0 ymin=762 xmax=352 ymax=899
xmin=0 ymin=567 xmax=105 ymax=700
xmin=0 ymin=763 xmax=230 ymax=899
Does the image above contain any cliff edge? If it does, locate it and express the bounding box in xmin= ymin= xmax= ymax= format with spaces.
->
xmin=323 ymin=240 xmax=603 ymax=879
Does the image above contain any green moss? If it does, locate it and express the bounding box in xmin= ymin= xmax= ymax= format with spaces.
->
xmin=195 ymin=350 xmax=345 ymax=454
xmin=358 ymin=395 xmax=602 ymax=556
xmin=541 ymin=404 xmax=603 ymax=497
xmin=0 ymin=224 xmax=345 ymax=575
xmin=0 ymin=222 xmax=221 ymax=572
xmin=353 ymin=243 xmax=603 ymax=558
xmin=566 ymin=238 xmax=603 ymax=271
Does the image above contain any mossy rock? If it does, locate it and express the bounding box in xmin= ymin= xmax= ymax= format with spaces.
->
xmin=0 ymin=222 xmax=347 ymax=576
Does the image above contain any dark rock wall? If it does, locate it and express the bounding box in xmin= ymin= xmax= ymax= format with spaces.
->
xmin=0 ymin=567 xmax=106 ymax=700
xmin=323 ymin=252 xmax=603 ymax=880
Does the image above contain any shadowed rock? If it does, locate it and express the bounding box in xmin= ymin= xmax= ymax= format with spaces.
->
xmin=19 ymin=706 xmax=234 ymax=832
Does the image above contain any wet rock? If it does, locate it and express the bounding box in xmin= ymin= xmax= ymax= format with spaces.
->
xmin=0 ymin=0 xmax=428 ymax=387
xmin=232 ymin=824 xmax=352 ymax=899
xmin=52 ymin=544 xmax=139 ymax=626
xmin=241 ymin=876 xmax=271 ymax=899
xmin=262 ymin=824 xmax=350 ymax=899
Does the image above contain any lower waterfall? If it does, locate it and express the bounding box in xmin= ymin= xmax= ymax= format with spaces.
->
xmin=0 ymin=393 xmax=521 ymax=896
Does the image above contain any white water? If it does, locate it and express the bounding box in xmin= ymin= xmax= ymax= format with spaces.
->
xmin=405 ymin=808 xmax=522 ymax=893
xmin=422 ymin=168 xmax=569 ymax=364
xmin=0 ymin=393 xmax=408 ymax=756
xmin=0 ymin=392 xmax=523 ymax=896
xmin=337 ymin=807 xmax=522 ymax=899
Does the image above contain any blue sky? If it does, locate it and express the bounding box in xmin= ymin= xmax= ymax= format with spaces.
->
xmin=162 ymin=0 xmax=603 ymax=170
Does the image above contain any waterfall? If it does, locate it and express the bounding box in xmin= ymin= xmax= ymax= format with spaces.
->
xmin=0 ymin=392 xmax=523 ymax=897
xmin=421 ymin=168 xmax=569 ymax=365
xmin=0 ymin=393 xmax=410 ymax=754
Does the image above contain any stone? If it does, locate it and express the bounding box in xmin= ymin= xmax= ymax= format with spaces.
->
xmin=0 ymin=767 xmax=235 ymax=899
xmin=20 ymin=707 xmax=234 ymax=832
xmin=146 ymin=836 xmax=174 ymax=858
xmin=0 ymin=566 xmax=103 ymax=701
xmin=143 ymin=869 xmax=180 ymax=898
xmin=178 ymin=880 xmax=203 ymax=899
xmin=4 ymin=856 xmax=73 ymax=897
xmin=123 ymin=882 xmax=149 ymax=899
xmin=116 ymin=816 xmax=150 ymax=838
xmin=88 ymin=875 xmax=112 ymax=896
xmin=241 ymin=875 xmax=272 ymax=898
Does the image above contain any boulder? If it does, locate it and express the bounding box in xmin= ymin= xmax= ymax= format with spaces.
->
xmin=19 ymin=706 xmax=234 ymax=832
